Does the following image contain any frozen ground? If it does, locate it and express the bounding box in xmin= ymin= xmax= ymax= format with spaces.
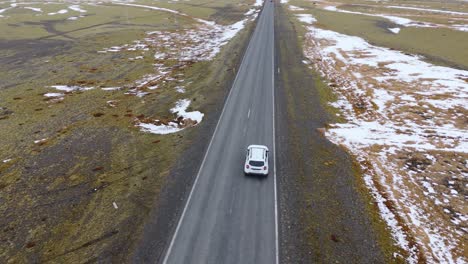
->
xmin=293 ymin=8 xmax=467 ymax=264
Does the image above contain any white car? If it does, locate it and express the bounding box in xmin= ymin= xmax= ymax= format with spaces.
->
xmin=244 ymin=145 xmax=269 ymax=176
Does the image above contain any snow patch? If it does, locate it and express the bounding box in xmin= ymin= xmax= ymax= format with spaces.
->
xmin=289 ymin=5 xmax=305 ymax=11
xmin=388 ymin=27 xmax=401 ymax=34
xmin=244 ymin=8 xmax=256 ymax=16
xmin=34 ymin=138 xmax=47 ymax=144
xmin=44 ymin=93 xmax=64 ymax=97
xmin=175 ymin=86 xmax=185 ymax=93
xmin=0 ymin=3 xmax=17 ymax=15
xmin=296 ymin=14 xmax=316 ymax=24
xmin=254 ymin=0 xmax=263 ymax=7
xmin=51 ymin=85 xmax=94 ymax=92
xmin=24 ymin=7 xmax=42 ymax=12
xmin=101 ymin=87 xmax=121 ymax=91
xmin=137 ymin=99 xmax=204 ymax=134
xmin=69 ymin=5 xmax=86 ymax=13
xmin=48 ymin=9 xmax=68 ymax=15
xmin=171 ymin=99 xmax=204 ymax=123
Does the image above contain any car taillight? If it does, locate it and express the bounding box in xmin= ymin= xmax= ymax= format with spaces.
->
xmin=246 ymin=165 xmax=250 ymax=169
xmin=263 ymin=166 xmax=267 ymax=170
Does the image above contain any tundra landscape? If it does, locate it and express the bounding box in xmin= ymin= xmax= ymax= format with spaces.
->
xmin=0 ymin=0 xmax=466 ymax=263
xmin=0 ymin=0 xmax=261 ymax=262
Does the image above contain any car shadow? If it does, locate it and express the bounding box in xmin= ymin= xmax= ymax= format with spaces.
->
xmin=244 ymin=173 xmax=268 ymax=181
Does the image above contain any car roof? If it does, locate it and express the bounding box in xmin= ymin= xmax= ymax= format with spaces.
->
xmin=247 ymin=145 xmax=268 ymax=151
xmin=248 ymin=145 xmax=268 ymax=161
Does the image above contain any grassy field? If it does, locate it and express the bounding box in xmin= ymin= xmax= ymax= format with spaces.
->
xmin=0 ymin=0 xmax=256 ymax=262
xmin=289 ymin=0 xmax=468 ymax=70
xmin=136 ymin=0 xmax=253 ymax=24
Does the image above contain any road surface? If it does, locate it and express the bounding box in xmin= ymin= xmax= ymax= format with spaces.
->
xmin=162 ymin=1 xmax=277 ymax=264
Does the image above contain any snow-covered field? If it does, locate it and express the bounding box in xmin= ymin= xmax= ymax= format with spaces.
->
xmin=289 ymin=3 xmax=468 ymax=263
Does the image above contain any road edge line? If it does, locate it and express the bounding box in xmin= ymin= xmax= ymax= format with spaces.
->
xmin=162 ymin=11 xmax=261 ymax=264
xmin=272 ymin=2 xmax=279 ymax=264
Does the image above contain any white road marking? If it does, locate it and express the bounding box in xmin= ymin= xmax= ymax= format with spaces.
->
xmin=162 ymin=11 xmax=258 ymax=264
xmin=248 ymin=108 xmax=251 ymax=118
xmin=278 ymin=67 xmax=280 ymax=73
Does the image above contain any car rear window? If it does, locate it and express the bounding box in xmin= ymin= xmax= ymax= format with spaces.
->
xmin=249 ymin=160 xmax=264 ymax=167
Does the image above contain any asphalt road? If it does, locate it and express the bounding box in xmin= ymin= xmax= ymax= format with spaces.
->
xmin=162 ymin=1 xmax=277 ymax=264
